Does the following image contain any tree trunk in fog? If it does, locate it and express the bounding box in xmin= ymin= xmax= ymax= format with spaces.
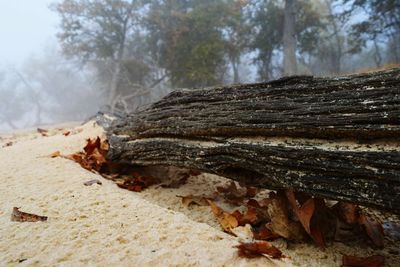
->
xmin=109 ymin=60 xmax=122 ymax=111
xmin=107 ymin=69 xmax=400 ymax=213
xmin=232 ymin=55 xmax=240 ymax=83
xmin=108 ymin=6 xmax=133 ymax=112
xmin=325 ymin=0 xmax=342 ymax=74
xmin=283 ymin=0 xmax=297 ymax=76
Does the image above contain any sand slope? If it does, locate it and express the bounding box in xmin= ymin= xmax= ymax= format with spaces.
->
xmin=0 ymin=122 xmax=398 ymax=266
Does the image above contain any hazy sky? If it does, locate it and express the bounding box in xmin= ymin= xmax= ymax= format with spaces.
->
xmin=0 ymin=0 xmax=59 ymax=66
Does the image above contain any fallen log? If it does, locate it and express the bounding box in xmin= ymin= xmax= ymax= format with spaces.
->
xmin=107 ymin=69 xmax=400 ymax=213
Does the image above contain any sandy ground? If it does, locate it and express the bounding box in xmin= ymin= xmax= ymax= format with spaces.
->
xmin=0 ymin=122 xmax=398 ymax=267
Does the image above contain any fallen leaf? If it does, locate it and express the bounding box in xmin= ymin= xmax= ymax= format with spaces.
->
xmin=246 ymin=199 xmax=271 ymax=223
xmin=3 ymin=141 xmax=13 ymax=147
xmin=83 ymin=137 xmax=101 ymax=155
xmin=246 ymin=187 xmax=258 ymax=198
xmin=341 ymin=254 xmax=384 ymax=267
xmin=11 ymin=207 xmax=47 ymax=222
xmin=247 ymin=198 xmax=262 ymax=208
xmin=50 ymin=151 xmax=61 ymax=158
xmin=37 ymin=128 xmax=48 ymax=136
xmin=63 ymin=131 xmax=71 ymax=136
xmin=236 ymin=241 xmax=284 ymax=259
xmin=267 ymin=191 xmax=307 ymax=241
xmin=116 ymin=172 xmax=160 ymax=192
xmin=232 ymin=206 xmax=258 ymax=226
xmin=253 ymin=225 xmax=281 ymax=241
xmin=334 ymin=218 xmax=361 ymax=243
xmin=231 ymin=224 xmax=254 ymax=241
xmin=207 ymin=200 xmax=238 ymax=233
xmin=286 ymin=191 xmax=327 ymax=248
xmin=66 ymin=137 xmax=110 ymax=173
xmin=83 ymin=179 xmax=102 ymax=186
xmin=177 ymin=195 xmax=210 ymax=207
xmin=358 ymin=214 xmax=384 ymax=248
xmin=333 ymin=202 xmax=361 ymax=225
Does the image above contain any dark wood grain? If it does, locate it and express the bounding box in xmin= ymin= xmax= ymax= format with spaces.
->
xmin=107 ymin=69 xmax=400 ymax=213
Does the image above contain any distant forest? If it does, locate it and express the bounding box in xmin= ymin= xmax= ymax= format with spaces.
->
xmin=1 ymin=0 xmax=399 ymax=130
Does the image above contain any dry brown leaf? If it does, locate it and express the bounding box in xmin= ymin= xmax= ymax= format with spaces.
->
xmin=246 ymin=199 xmax=271 ymax=222
xmin=116 ymin=172 xmax=160 ymax=192
xmin=50 ymin=151 xmax=61 ymax=158
xmin=341 ymin=254 xmax=385 ymax=267
xmin=267 ymin=191 xmax=307 ymax=241
xmin=67 ymin=137 xmax=110 ymax=173
xmin=236 ymin=241 xmax=284 ymax=259
xmin=63 ymin=131 xmax=71 ymax=136
xmin=11 ymin=207 xmax=47 ymax=222
xmin=286 ymin=191 xmax=326 ymax=248
xmin=333 ymin=202 xmax=361 ymax=225
xmin=358 ymin=214 xmax=384 ymax=248
xmin=231 ymin=224 xmax=255 ymax=241
xmin=3 ymin=141 xmax=13 ymax=147
xmin=177 ymin=195 xmax=210 ymax=207
xmin=37 ymin=128 xmax=48 ymax=136
xmin=246 ymin=187 xmax=258 ymax=198
xmin=253 ymin=225 xmax=281 ymax=241
xmin=334 ymin=219 xmax=361 ymax=243
xmin=232 ymin=206 xmax=258 ymax=226
xmin=207 ymin=200 xmax=238 ymax=233
xmin=83 ymin=179 xmax=102 ymax=186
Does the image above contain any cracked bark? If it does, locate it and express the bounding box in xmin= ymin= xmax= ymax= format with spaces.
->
xmin=106 ymin=69 xmax=400 ymax=213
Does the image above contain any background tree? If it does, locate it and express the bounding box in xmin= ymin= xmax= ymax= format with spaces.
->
xmin=52 ymin=0 xmax=144 ymax=106
xmin=0 ymin=70 xmax=27 ymax=129
xmin=222 ymin=0 xmax=250 ymax=83
xmin=283 ymin=0 xmax=297 ymax=75
xmin=342 ymin=0 xmax=400 ymax=66
xmin=249 ymin=0 xmax=324 ymax=80
xmin=145 ymin=0 xmax=228 ymax=88
xmin=20 ymin=47 xmax=101 ymax=122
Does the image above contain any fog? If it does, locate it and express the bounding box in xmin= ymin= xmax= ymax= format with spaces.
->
xmin=1 ymin=0 xmax=399 ymax=132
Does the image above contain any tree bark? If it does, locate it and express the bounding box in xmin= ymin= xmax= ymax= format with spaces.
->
xmin=107 ymin=69 xmax=400 ymax=213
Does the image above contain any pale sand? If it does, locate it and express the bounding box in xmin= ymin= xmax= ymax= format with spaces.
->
xmin=0 ymin=122 xmax=398 ymax=266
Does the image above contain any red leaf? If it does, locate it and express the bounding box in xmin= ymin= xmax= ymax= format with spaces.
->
xmin=11 ymin=207 xmax=47 ymax=222
xmin=236 ymin=241 xmax=284 ymax=259
xmin=50 ymin=151 xmax=61 ymax=158
xmin=37 ymin=128 xmax=48 ymax=136
xmin=83 ymin=137 xmax=101 ymax=155
xmin=232 ymin=206 xmax=258 ymax=226
xmin=3 ymin=141 xmax=13 ymax=147
xmin=286 ymin=191 xmax=326 ymax=248
xmin=207 ymin=200 xmax=238 ymax=233
xmin=333 ymin=202 xmax=361 ymax=225
xmin=117 ymin=173 xmax=160 ymax=192
xmin=246 ymin=187 xmax=258 ymax=198
xmin=358 ymin=214 xmax=384 ymax=248
xmin=253 ymin=225 xmax=281 ymax=241
xmin=341 ymin=255 xmax=384 ymax=267
xmin=247 ymin=199 xmax=261 ymax=208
